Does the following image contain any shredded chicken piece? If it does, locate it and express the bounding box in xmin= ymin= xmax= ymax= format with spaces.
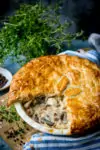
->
xmin=23 ymin=96 xmax=68 ymax=128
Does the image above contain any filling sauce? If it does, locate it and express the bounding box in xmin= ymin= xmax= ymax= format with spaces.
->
xmin=23 ymin=96 xmax=67 ymax=128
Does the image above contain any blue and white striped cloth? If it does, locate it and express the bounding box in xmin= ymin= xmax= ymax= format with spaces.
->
xmin=83 ymin=50 xmax=100 ymax=66
xmin=24 ymin=50 xmax=100 ymax=150
xmin=24 ymin=131 xmax=100 ymax=150
xmin=59 ymin=49 xmax=100 ymax=66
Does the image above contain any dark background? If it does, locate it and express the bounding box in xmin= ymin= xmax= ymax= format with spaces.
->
xmin=0 ymin=0 xmax=100 ymax=36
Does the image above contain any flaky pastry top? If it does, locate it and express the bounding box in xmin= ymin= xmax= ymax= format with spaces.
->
xmin=8 ymin=55 xmax=100 ymax=134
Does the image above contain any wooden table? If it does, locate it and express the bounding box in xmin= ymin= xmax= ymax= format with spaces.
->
xmin=0 ymin=93 xmax=38 ymax=150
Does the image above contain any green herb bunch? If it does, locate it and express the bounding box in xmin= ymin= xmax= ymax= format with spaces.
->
xmin=0 ymin=105 xmax=20 ymax=123
xmin=0 ymin=2 xmax=82 ymax=65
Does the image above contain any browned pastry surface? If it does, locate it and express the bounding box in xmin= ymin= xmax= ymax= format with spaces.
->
xmin=8 ymin=55 xmax=100 ymax=134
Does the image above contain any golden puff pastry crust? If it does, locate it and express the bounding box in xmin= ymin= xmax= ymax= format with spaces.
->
xmin=8 ymin=55 xmax=100 ymax=134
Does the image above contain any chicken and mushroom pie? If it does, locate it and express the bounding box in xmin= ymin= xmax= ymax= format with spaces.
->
xmin=8 ymin=55 xmax=100 ymax=135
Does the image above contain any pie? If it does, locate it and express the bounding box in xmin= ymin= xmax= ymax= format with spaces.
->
xmin=8 ymin=55 xmax=100 ymax=135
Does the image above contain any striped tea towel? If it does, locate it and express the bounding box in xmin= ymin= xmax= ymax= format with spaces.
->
xmin=23 ymin=50 xmax=100 ymax=150
xmin=78 ymin=49 xmax=100 ymax=66
xmin=23 ymin=131 xmax=100 ymax=150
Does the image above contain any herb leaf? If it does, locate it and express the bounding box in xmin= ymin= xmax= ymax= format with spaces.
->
xmin=0 ymin=105 xmax=20 ymax=123
xmin=0 ymin=3 xmax=82 ymax=66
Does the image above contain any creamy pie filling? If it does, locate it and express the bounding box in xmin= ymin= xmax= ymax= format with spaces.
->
xmin=23 ymin=96 xmax=68 ymax=128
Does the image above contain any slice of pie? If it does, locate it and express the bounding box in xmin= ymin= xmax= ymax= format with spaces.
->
xmin=8 ymin=55 xmax=100 ymax=135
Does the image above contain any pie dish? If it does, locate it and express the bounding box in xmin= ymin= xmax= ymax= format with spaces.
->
xmin=8 ymin=51 xmax=100 ymax=135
